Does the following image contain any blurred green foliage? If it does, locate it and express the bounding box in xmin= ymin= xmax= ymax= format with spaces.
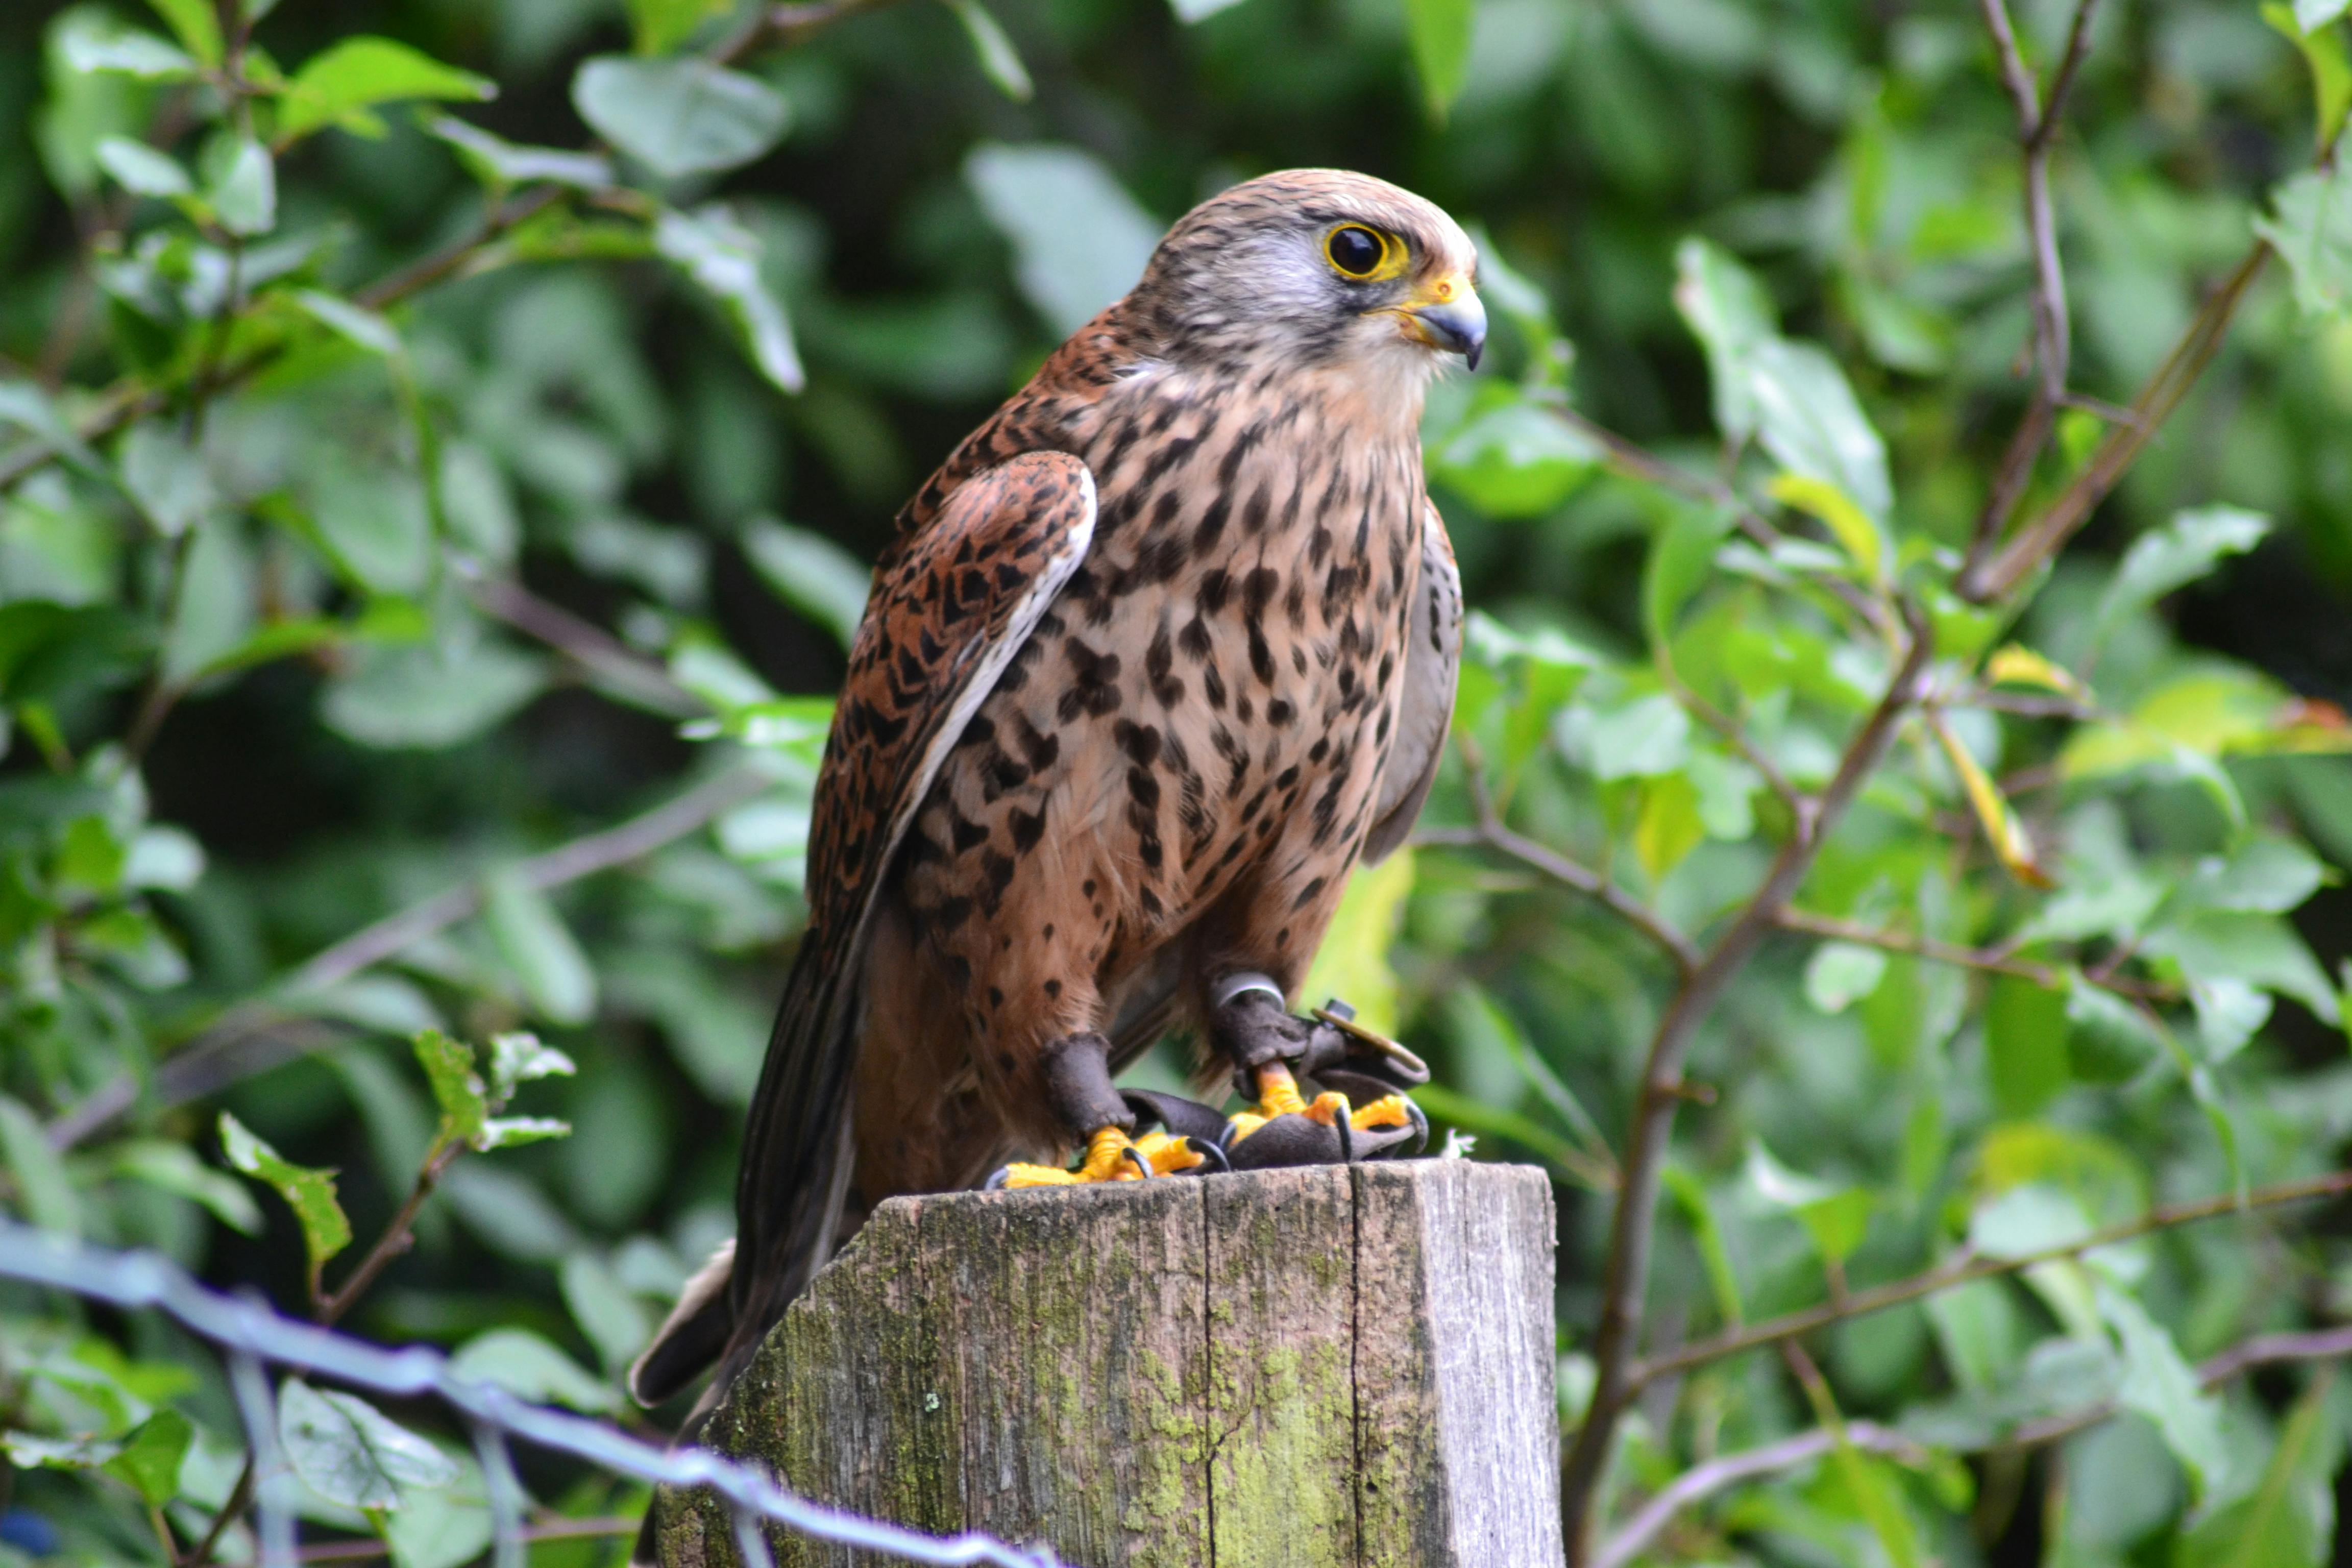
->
xmin=10 ymin=0 xmax=2352 ymax=1562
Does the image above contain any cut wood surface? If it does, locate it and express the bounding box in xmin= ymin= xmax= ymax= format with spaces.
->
xmin=656 ymin=1159 xmax=1562 ymax=1568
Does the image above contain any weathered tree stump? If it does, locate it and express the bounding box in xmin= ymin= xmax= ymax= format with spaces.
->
xmin=656 ymin=1160 xmax=1561 ymax=1568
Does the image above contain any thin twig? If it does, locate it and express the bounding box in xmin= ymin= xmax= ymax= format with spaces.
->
xmin=464 ymin=575 xmax=703 ymax=717
xmin=1631 ymin=1166 xmax=2352 ymax=1390
xmin=1421 ymin=750 xmax=1702 ymax=976
xmin=1596 ymin=1321 xmax=2352 ymax=1568
xmin=1662 ymin=672 xmax=1810 ymax=827
xmin=1559 ymin=604 xmax=1937 ymax=1564
xmin=1962 ymin=0 xmax=2100 ymax=581
xmin=1963 ymin=240 xmax=2270 ymax=602
xmin=315 ymin=1140 xmax=467 ymax=1325
xmin=45 ymin=764 xmax=775 ymax=1150
xmin=1772 ymin=908 xmax=2175 ymax=1000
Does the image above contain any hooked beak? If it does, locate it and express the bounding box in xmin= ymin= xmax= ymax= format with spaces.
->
xmin=1398 ymin=274 xmax=1487 ymax=371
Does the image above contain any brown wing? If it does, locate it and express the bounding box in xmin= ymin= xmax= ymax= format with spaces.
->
xmin=1362 ymin=499 xmax=1461 ymax=863
xmin=632 ymin=453 xmax=1097 ymax=1405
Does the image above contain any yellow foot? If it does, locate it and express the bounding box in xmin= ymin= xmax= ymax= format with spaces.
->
xmin=1228 ymin=1067 xmax=1413 ymax=1146
xmin=992 ymin=1128 xmax=1207 ymax=1188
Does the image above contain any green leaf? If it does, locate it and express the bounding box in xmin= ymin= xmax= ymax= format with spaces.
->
xmin=291 ymin=290 xmax=402 ymax=356
xmin=1986 ymin=975 xmax=2071 ymax=1116
xmin=2064 ymin=976 xmax=2166 ymax=1082
xmin=2184 ymin=1369 xmax=2337 ymax=1568
xmin=105 ymin=1139 xmax=263 ymax=1234
xmin=944 ymin=0 xmax=1034 ymax=100
xmin=965 ymin=142 xmax=1162 ymax=336
xmin=487 ymin=1033 xmax=576 ymax=1102
xmin=218 ymin=1111 xmax=351 ymax=1278
xmin=2088 ymin=507 xmax=2269 ymax=653
xmin=448 ymin=1328 xmax=618 ymax=1412
xmin=1562 ymin=690 xmax=1690 ymax=780
xmin=654 ymin=206 xmax=804 ymax=394
xmin=61 ymin=28 xmax=200 ymax=80
xmin=101 ymin=1409 xmax=191 ymax=1508
xmin=1643 ymin=501 xmax=1738 ymax=643
xmin=422 ymin=117 xmax=614 ymax=191
xmin=118 ymin=421 xmax=216 ymax=537
xmin=275 ymin=38 xmax=496 ymax=144
xmin=1747 ymin=337 xmax=1893 ymax=523
xmin=2256 ymin=157 xmax=2352 ymax=321
xmin=571 ymin=56 xmax=790 ymax=180
xmin=1297 ymin=850 xmax=1415 ymax=1037
xmin=482 ymin=870 xmax=598 ymax=1025
xmin=1633 ymin=774 xmax=1706 ymax=879
xmin=278 ymin=1380 xmax=459 ymax=1511
xmin=2263 ymin=5 xmax=2352 ymax=151
xmin=1167 ymin=0 xmax=1255 ymax=17
xmin=320 ymin=641 xmax=549 ymax=750
xmin=1745 ymin=1139 xmax=1871 ymax=1265
xmin=743 ymin=517 xmax=870 ymax=647
xmin=477 ymin=1116 xmax=570 ymax=1149
xmin=143 ymin=0 xmax=220 ymax=65
xmin=201 ymin=133 xmax=275 ymax=237
xmin=1673 ymin=238 xmax=1778 ymax=444
xmin=1404 ymin=0 xmax=1476 ymax=119
xmin=2098 ymin=1284 xmax=2226 ymax=1498
xmin=1663 ymin=1166 xmax=1745 ymax=1326
xmin=1923 ymin=1279 xmax=2021 ymax=1393
xmin=94 ymin=136 xmax=189 ymax=198
xmin=560 ymin=1253 xmax=651 ymax=1372
xmin=627 ymin=0 xmax=735 ymax=54
xmin=411 ymin=1028 xmax=489 ymax=1148
xmin=1803 ymin=941 xmax=1888 ymax=1014
xmin=1428 ymin=394 xmax=1602 ymax=517
xmin=1769 ymin=471 xmax=1887 ymax=584
xmin=1 ymin=1094 xmax=82 ymax=1236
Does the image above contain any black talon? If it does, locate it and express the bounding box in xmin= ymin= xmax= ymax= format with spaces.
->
xmin=985 ymin=1166 xmax=1014 ymax=1190
xmin=1185 ymin=1136 xmax=1230 ymax=1174
xmin=1123 ymin=1144 xmax=1156 ymax=1179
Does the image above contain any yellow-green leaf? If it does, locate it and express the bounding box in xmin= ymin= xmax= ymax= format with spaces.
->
xmin=219 ymin=1111 xmax=351 ymax=1280
xmin=1769 ymin=471 xmax=1885 ymax=584
xmin=1298 ymin=849 xmax=1415 ymax=1037
xmin=1932 ymin=711 xmax=2052 ymax=888
xmin=1985 ymin=643 xmax=2089 ymax=699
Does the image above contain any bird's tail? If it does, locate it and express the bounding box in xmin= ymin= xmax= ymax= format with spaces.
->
xmin=628 ymin=940 xmax=860 ymax=1409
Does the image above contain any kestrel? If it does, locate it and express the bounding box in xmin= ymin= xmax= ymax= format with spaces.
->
xmin=631 ymin=168 xmax=1482 ymax=1411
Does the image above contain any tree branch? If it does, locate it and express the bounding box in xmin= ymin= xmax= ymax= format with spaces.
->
xmin=1963 ymin=0 xmax=2101 ymax=580
xmin=1630 ymin=1166 xmax=2352 ymax=1390
xmin=1597 ymin=1319 xmax=2352 ymax=1568
xmin=1962 ymin=240 xmax=2270 ymax=602
xmin=463 ymin=574 xmax=703 ymax=718
xmin=1560 ymin=604 xmax=1938 ymax=1564
xmin=46 ymin=763 xmax=775 ymax=1150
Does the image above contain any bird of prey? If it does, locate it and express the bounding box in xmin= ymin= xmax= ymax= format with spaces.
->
xmin=630 ymin=168 xmax=1482 ymax=1413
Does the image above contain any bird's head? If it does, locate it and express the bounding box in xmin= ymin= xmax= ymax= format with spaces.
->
xmin=1131 ymin=169 xmax=1487 ymax=385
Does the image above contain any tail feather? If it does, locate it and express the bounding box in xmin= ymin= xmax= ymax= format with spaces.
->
xmin=627 ymin=1239 xmax=736 ymax=1408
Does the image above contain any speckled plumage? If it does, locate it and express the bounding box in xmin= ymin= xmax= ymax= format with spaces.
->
xmin=634 ymin=170 xmax=1475 ymax=1409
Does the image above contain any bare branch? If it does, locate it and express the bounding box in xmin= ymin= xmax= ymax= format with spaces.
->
xmin=1560 ymin=604 xmax=1938 ymax=1563
xmin=1631 ymin=1167 xmax=2352 ymax=1390
xmin=46 ymin=764 xmax=776 ymax=1150
xmin=1772 ymin=908 xmax=2176 ymax=1001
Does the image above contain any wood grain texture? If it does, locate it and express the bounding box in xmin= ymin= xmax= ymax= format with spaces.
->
xmin=657 ymin=1161 xmax=1560 ymax=1568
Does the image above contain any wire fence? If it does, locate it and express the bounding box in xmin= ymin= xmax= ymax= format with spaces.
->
xmin=0 ymin=1221 xmax=1062 ymax=1568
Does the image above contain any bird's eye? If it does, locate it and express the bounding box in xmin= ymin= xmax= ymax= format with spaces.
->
xmin=1325 ymin=225 xmax=1389 ymax=280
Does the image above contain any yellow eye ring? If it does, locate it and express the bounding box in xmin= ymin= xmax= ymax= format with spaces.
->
xmin=1324 ymin=224 xmax=1404 ymax=281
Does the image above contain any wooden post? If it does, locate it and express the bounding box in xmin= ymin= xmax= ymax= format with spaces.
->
xmin=656 ymin=1160 xmax=1562 ymax=1568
